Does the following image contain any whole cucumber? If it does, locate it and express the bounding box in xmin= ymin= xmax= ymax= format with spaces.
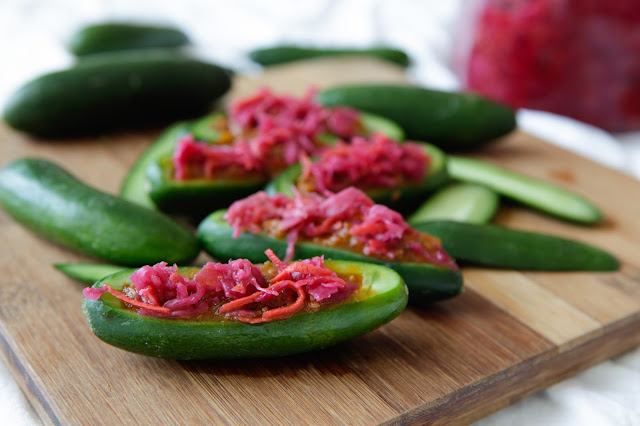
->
xmin=67 ymin=22 xmax=190 ymax=56
xmin=0 ymin=158 xmax=200 ymax=266
xmin=2 ymin=50 xmax=231 ymax=137
xmin=317 ymin=84 xmax=517 ymax=151
xmin=249 ymin=45 xmax=410 ymax=67
xmin=413 ymin=220 xmax=619 ymax=271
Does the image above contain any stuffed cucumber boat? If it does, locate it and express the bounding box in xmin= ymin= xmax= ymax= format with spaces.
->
xmin=266 ymin=132 xmax=447 ymax=207
xmin=83 ymin=251 xmax=408 ymax=359
xmin=198 ymin=187 xmax=463 ymax=306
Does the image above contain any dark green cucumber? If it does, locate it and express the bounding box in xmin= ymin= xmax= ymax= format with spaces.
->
xmin=447 ymin=156 xmax=603 ymax=224
xmin=83 ymin=261 xmax=408 ymax=359
xmin=408 ymin=183 xmax=499 ymax=225
xmin=0 ymin=158 xmax=200 ymax=266
xmin=317 ymin=84 xmax=517 ymax=151
xmin=146 ymin=157 xmax=265 ymax=217
xmin=413 ymin=221 xmax=618 ymax=271
xmin=2 ymin=50 xmax=231 ymax=137
xmin=197 ymin=210 xmax=463 ymax=305
xmin=67 ymin=22 xmax=190 ymax=56
xmin=248 ymin=45 xmax=410 ymax=67
xmin=265 ymin=141 xmax=447 ymax=206
xmin=54 ymin=263 xmax=127 ymax=284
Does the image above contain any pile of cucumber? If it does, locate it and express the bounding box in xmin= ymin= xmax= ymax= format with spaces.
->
xmin=0 ymin=22 xmax=619 ymax=292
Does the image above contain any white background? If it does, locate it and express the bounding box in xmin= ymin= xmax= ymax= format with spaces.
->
xmin=0 ymin=1 xmax=639 ymax=424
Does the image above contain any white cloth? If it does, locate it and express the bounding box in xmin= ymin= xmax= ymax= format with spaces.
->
xmin=1 ymin=1 xmax=639 ymax=424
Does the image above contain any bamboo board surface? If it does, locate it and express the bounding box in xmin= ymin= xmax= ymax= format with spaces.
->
xmin=1 ymin=57 xmax=639 ymax=425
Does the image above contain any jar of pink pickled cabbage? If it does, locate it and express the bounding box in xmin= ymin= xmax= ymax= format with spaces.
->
xmin=454 ymin=0 xmax=640 ymax=132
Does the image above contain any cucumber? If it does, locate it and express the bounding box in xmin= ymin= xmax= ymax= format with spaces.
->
xmin=197 ymin=210 xmax=463 ymax=305
xmin=408 ymin=183 xmax=499 ymax=225
xmin=248 ymin=45 xmax=410 ymax=67
xmin=2 ymin=50 xmax=231 ymax=137
xmin=447 ymin=156 xmax=603 ymax=224
xmin=413 ymin=220 xmax=619 ymax=271
xmin=146 ymin=157 xmax=265 ymax=217
xmin=316 ymin=84 xmax=517 ymax=151
xmin=83 ymin=260 xmax=408 ymax=359
xmin=0 ymin=158 xmax=200 ymax=266
xmin=67 ymin=22 xmax=190 ymax=56
xmin=54 ymin=263 xmax=127 ymax=284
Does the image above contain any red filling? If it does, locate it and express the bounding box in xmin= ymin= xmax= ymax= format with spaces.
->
xmin=225 ymin=187 xmax=457 ymax=268
xmin=299 ymin=132 xmax=428 ymax=194
xmin=458 ymin=0 xmax=640 ymax=131
xmin=83 ymin=250 xmax=357 ymax=323
xmin=172 ymin=88 xmax=362 ymax=181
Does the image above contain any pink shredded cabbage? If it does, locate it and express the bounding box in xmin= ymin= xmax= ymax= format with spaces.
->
xmin=83 ymin=252 xmax=355 ymax=320
xmin=225 ymin=187 xmax=456 ymax=268
xmin=302 ymin=132 xmax=429 ymax=193
xmin=172 ymin=87 xmax=362 ymax=181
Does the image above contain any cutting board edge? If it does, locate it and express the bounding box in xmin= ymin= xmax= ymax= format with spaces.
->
xmin=382 ymin=309 xmax=640 ymax=425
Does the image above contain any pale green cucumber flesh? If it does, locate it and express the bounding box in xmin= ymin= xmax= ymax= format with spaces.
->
xmin=408 ymin=183 xmax=499 ymax=225
xmin=447 ymin=156 xmax=603 ymax=224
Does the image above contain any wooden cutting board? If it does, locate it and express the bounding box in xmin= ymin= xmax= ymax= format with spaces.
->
xmin=1 ymin=57 xmax=639 ymax=425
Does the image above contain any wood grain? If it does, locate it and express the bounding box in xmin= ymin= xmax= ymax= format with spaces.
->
xmin=0 ymin=57 xmax=639 ymax=425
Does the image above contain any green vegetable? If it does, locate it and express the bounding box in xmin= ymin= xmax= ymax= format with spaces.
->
xmin=447 ymin=156 xmax=603 ymax=224
xmin=2 ymin=50 xmax=231 ymax=137
xmin=265 ymin=141 xmax=448 ymax=206
xmin=54 ymin=263 xmax=127 ymax=284
xmin=0 ymin=158 xmax=200 ymax=266
xmin=83 ymin=260 xmax=408 ymax=359
xmin=67 ymin=22 xmax=190 ymax=56
xmin=197 ymin=210 xmax=463 ymax=305
xmin=316 ymin=84 xmax=517 ymax=151
xmin=413 ymin=220 xmax=618 ymax=271
xmin=146 ymin=157 xmax=265 ymax=217
xmin=248 ymin=45 xmax=410 ymax=67
xmin=408 ymin=183 xmax=499 ymax=225
xmin=141 ymin=111 xmax=404 ymax=216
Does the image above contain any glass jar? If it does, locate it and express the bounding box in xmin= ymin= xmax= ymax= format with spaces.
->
xmin=454 ymin=0 xmax=640 ymax=132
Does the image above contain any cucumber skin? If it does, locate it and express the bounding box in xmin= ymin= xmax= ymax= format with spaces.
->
xmin=197 ymin=210 xmax=463 ymax=306
xmin=249 ymin=45 xmax=410 ymax=67
xmin=83 ymin=262 xmax=408 ymax=360
xmin=0 ymin=158 xmax=200 ymax=266
xmin=54 ymin=263 xmax=127 ymax=284
xmin=413 ymin=221 xmax=619 ymax=271
xmin=68 ymin=22 xmax=190 ymax=56
xmin=2 ymin=50 xmax=231 ymax=138
xmin=317 ymin=84 xmax=517 ymax=151
xmin=408 ymin=183 xmax=500 ymax=225
xmin=447 ymin=156 xmax=603 ymax=224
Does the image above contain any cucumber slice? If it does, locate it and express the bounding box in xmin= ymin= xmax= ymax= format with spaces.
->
xmin=447 ymin=156 xmax=603 ymax=224
xmin=408 ymin=183 xmax=499 ymax=225
xmin=54 ymin=263 xmax=127 ymax=284
xmin=414 ymin=220 xmax=619 ymax=271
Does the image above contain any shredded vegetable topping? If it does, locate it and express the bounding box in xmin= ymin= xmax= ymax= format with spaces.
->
xmin=172 ymin=87 xmax=361 ymax=181
xmin=82 ymin=250 xmax=357 ymax=322
xmin=225 ymin=187 xmax=457 ymax=268
xmin=298 ymin=132 xmax=429 ymax=194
